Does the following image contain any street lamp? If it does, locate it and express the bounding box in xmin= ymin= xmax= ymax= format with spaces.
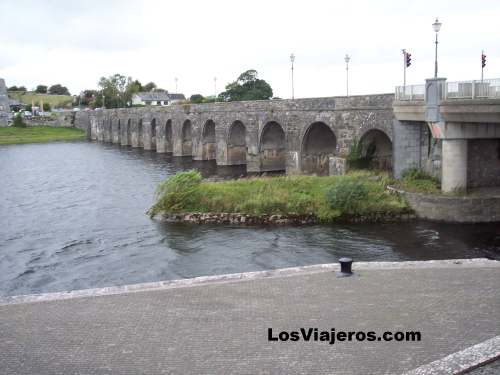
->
xmin=175 ymin=77 xmax=178 ymax=93
xmin=344 ymin=54 xmax=350 ymax=96
xmin=290 ymin=53 xmax=295 ymax=100
xmin=432 ymin=17 xmax=442 ymax=78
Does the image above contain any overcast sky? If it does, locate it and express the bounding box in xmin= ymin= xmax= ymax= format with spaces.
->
xmin=0 ymin=0 xmax=498 ymax=99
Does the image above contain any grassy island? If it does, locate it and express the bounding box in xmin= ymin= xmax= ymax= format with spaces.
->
xmin=149 ymin=170 xmax=410 ymax=222
xmin=0 ymin=126 xmax=85 ymax=145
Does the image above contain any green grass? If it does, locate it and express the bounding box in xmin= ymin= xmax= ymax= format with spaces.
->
xmin=0 ymin=126 xmax=85 ymax=145
xmin=393 ymin=168 xmax=440 ymax=194
xmin=148 ymin=170 xmax=409 ymax=221
xmin=8 ymin=92 xmax=73 ymax=108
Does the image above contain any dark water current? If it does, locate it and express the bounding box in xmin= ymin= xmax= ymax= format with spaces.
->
xmin=0 ymin=142 xmax=498 ymax=296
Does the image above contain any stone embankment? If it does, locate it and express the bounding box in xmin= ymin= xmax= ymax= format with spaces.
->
xmin=388 ymin=186 xmax=500 ymax=223
xmin=153 ymin=211 xmax=416 ymax=225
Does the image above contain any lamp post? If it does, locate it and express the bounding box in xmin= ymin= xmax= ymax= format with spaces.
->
xmin=214 ymin=77 xmax=217 ymax=102
xmin=344 ymin=54 xmax=350 ymax=97
xmin=290 ymin=53 xmax=295 ymax=100
xmin=175 ymin=77 xmax=178 ymax=93
xmin=432 ymin=18 xmax=442 ymax=78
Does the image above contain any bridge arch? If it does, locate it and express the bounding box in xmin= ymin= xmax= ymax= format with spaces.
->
xmin=359 ymin=128 xmax=393 ymax=170
xmin=182 ymin=119 xmax=193 ymax=155
xmin=202 ymin=120 xmax=216 ymax=160
xmin=227 ymin=120 xmax=247 ymax=165
xmin=138 ymin=119 xmax=144 ymax=148
xmin=165 ymin=119 xmax=173 ymax=153
xmin=259 ymin=121 xmax=286 ymax=172
xmin=301 ymin=121 xmax=337 ymax=175
xmin=126 ymin=119 xmax=132 ymax=145
xmin=151 ymin=118 xmax=157 ymax=150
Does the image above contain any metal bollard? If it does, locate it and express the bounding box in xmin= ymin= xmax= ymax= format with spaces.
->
xmin=337 ymin=257 xmax=353 ymax=277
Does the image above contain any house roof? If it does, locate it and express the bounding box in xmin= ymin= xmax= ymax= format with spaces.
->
xmin=134 ymin=92 xmax=170 ymax=101
xmin=168 ymin=93 xmax=186 ymax=100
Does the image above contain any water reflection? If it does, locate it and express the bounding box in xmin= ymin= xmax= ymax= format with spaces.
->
xmin=0 ymin=141 xmax=498 ymax=297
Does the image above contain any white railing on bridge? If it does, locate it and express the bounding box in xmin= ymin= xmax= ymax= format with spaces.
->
xmin=395 ymin=78 xmax=500 ymax=101
xmin=445 ymin=78 xmax=500 ymax=99
xmin=395 ymin=84 xmax=426 ymax=101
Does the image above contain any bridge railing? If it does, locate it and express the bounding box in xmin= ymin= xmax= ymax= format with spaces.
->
xmin=395 ymin=84 xmax=426 ymax=101
xmin=445 ymin=78 xmax=500 ymax=99
xmin=395 ymin=78 xmax=500 ymax=101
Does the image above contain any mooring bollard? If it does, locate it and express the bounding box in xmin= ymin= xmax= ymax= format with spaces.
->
xmin=337 ymin=257 xmax=353 ymax=277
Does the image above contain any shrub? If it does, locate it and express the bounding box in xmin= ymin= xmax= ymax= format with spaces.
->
xmin=148 ymin=170 xmax=202 ymax=216
xmin=325 ymin=177 xmax=370 ymax=214
xmin=12 ymin=114 xmax=27 ymax=128
xmin=398 ymin=168 xmax=440 ymax=194
xmin=346 ymin=138 xmax=371 ymax=170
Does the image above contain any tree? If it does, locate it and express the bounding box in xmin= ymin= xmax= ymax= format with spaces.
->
xmin=189 ymin=94 xmax=204 ymax=104
xmin=143 ymin=82 xmax=157 ymax=92
xmin=219 ymin=69 xmax=273 ymax=102
xmin=12 ymin=114 xmax=27 ymax=128
xmin=35 ymin=85 xmax=48 ymax=94
xmin=8 ymin=86 xmax=18 ymax=91
xmin=48 ymin=84 xmax=70 ymax=95
xmin=18 ymin=86 xmax=27 ymax=92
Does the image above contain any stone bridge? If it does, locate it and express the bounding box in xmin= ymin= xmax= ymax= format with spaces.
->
xmin=75 ymin=94 xmax=395 ymax=176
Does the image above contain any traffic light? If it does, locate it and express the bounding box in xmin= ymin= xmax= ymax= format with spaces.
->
xmin=482 ymin=52 xmax=486 ymax=68
xmin=406 ymin=52 xmax=412 ymax=67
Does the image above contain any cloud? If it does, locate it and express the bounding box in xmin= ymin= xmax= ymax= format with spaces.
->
xmin=0 ymin=0 xmax=499 ymax=98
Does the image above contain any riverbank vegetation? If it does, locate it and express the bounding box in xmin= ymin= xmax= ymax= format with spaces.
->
xmin=148 ymin=170 xmax=409 ymax=222
xmin=0 ymin=126 xmax=85 ymax=145
xmin=392 ymin=168 xmax=440 ymax=194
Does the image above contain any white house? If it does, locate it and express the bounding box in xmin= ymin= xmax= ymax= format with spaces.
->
xmin=131 ymin=92 xmax=185 ymax=106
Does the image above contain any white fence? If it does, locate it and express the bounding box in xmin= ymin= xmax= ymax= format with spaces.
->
xmin=395 ymin=78 xmax=500 ymax=101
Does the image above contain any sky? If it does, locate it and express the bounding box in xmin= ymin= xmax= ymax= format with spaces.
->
xmin=0 ymin=0 xmax=498 ymax=99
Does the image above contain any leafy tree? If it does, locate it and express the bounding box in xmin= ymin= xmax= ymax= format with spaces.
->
xmin=48 ymin=84 xmax=70 ymax=95
xmin=35 ymin=85 xmax=48 ymax=94
xmin=189 ymin=94 xmax=204 ymax=104
xmin=143 ymin=82 xmax=157 ymax=92
xmin=97 ymin=74 xmax=129 ymax=108
xmin=219 ymin=69 xmax=273 ymax=102
xmin=78 ymin=90 xmax=98 ymax=107
xmin=18 ymin=86 xmax=27 ymax=92
xmin=8 ymin=86 xmax=18 ymax=91
xmin=12 ymin=114 xmax=27 ymax=128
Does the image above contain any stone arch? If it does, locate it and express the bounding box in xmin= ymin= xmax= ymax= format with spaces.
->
xmin=126 ymin=119 xmax=132 ymax=145
xmin=227 ymin=120 xmax=247 ymax=165
xmin=359 ymin=128 xmax=393 ymax=170
xmin=301 ymin=122 xmax=337 ymax=175
xmin=202 ymin=120 xmax=216 ymax=160
xmin=151 ymin=118 xmax=157 ymax=150
xmin=138 ymin=119 xmax=143 ymax=147
xmin=259 ymin=121 xmax=286 ymax=172
xmin=182 ymin=119 xmax=192 ymax=155
xmin=165 ymin=119 xmax=173 ymax=153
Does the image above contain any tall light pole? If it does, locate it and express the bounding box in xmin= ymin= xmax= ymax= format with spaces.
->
xmin=344 ymin=54 xmax=350 ymax=97
xmin=290 ymin=53 xmax=295 ymax=100
xmin=214 ymin=77 xmax=217 ymax=102
xmin=175 ymin=77 xmax=178 ymax=93
xmin=432 ymin=18 xmax=442 ymax=78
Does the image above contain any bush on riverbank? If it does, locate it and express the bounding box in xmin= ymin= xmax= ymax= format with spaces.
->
xmin=394 ymin=168 xmax=440 ymax=194
xmin=148 ymin=170 xmax=409 ymax=221
xmin=0 ymin=126 xmax=85 ymax=145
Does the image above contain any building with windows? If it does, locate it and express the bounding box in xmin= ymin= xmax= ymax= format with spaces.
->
xmin=131 ymin=92 xmax=185 ymax=106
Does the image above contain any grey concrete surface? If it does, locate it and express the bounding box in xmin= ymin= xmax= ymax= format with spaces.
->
xmin=0 ymin=260 xmax=499 ymax=375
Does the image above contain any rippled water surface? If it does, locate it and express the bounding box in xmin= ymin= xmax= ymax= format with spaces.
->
xmin=0 ymin=141 xmax=499 ymax=297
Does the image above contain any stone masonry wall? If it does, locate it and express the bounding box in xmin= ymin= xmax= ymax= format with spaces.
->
xmin=75 ymin=94 xmax=395 ymax=175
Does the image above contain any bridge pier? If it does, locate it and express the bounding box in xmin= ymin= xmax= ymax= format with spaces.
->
xmin=141 ymin=120 xmax=155 ymax=150
xmin=103 ymin=119 xmax=112 ymax=143
xmin=131 ymin=120 xmax=141 ymax=148
xmin=120 ymin=120 xmax=130 ymax=146
xmin=441 ymin=139 xmax=468 ymax=192
xmin=111 ymin=120 xmax=121 ymax=144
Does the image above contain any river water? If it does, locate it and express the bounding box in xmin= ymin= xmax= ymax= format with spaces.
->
xmin=0 ymin=142 xmax=498 ymax=297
